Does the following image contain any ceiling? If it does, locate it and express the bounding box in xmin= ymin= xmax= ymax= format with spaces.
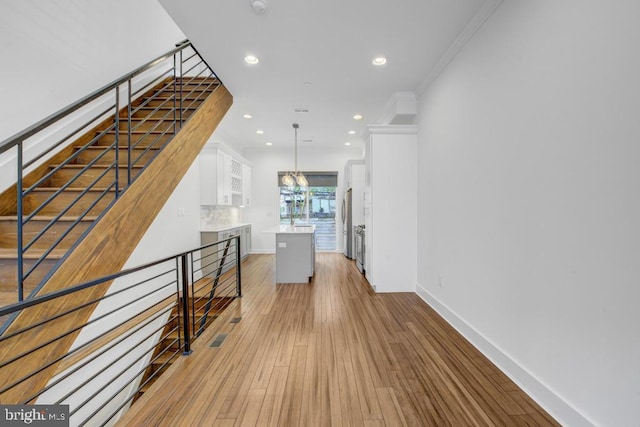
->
xmin=159 ymin=0 xmax=490 ymax=152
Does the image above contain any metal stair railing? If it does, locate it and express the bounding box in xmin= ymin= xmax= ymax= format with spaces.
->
xmin=0 ymin=235 xmax=242 ymax=426
xmin=0 ymin=40 xmax=221 ymax=304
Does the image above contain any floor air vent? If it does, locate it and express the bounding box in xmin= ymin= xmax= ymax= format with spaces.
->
xmin=209 ymin=333 xmax=228 ymax=348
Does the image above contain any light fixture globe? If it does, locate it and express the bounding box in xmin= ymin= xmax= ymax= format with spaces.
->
xmin=281 ymin=173 xmax=295 ymax=187
xmin=296 ymin=172 xmax=308 ymax=188
xmin=281 ymin=123 xmax=308 ymax=188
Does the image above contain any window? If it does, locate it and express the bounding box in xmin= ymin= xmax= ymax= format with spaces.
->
xmin=279 ymin=172 xmax=337 ymax=250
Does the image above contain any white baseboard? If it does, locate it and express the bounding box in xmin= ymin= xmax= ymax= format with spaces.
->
xmin=415 ymin=283 xmax=593 ymax=427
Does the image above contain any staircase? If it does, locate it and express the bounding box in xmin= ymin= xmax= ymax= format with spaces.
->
xmin=133 ymin=284 xmax=235 ymax=402
xmin=0 ymin=40 xmax=236 ymax=412
xmin=0 ymin=77 xmax=218 ymax=317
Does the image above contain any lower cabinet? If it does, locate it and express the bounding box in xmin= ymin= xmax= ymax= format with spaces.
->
xmin=200 ymin=225 xmax=251 ymax=276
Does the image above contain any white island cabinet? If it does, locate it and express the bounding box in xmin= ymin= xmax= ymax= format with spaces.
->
xmin=274 ymin=225 xmax=315 ymax=283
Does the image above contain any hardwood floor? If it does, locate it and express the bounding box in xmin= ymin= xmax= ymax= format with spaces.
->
xmin=118 ymin=253 xmax=559 ymax=426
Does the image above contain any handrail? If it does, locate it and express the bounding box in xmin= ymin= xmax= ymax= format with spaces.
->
xmin=0 ymin=40 xmax=198 ymax=155
xmin=0 ymin=235 xmax=242 ymax=426
xmin=0 ymin=39 xmax=222 ymax=306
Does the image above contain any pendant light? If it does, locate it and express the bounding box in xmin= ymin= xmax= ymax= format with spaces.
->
xmin=281 ymin=123 xmax=307 ymax=187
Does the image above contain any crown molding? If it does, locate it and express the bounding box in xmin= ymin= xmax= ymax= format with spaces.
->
xmin=415 ymin=0 xmax=504 ymax=98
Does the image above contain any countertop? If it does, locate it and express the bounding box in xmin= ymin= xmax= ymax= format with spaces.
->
xmin=263 ymin=224 xmax=316 ymax=234
xmin=201 ymin=223 xmax=252 ymax=233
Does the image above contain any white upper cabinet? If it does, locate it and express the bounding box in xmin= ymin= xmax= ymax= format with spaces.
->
xmin=200 ymin=143 xmax=252 ymax=207
xmin=200 ymin=148 xmax=232 ymax=205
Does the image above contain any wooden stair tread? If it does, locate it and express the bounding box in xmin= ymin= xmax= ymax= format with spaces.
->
xmin=28 ymin=187 xmax=114 ymax=192
xmin=126 ymin=105 xmax=198 ymax=110
xmin=152 ymin=351 xmax=178 ymax=365
xmin=0 ymin=247 xmax=67 ymax=259
xmin=118 ymin=117 xmax=171 ymax=121
xmin=0 ymin=215 xmax=98 ymax=222
xmin=49 ymin=164 xmax=144 ymax=169
xmin=103 ymin=130 xmax=174 ymax=134
xmin=76 ymin=145 xmax=158 ymax=150
xmin=123 ymin=107 xmax=174 ymax=113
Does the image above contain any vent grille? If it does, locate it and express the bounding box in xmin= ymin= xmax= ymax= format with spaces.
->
xmin=209 ymin=333 xmax=228 ymax=348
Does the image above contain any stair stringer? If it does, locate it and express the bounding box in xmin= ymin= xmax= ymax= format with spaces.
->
xmin=0 ymin=85 xmax=233 ymax=403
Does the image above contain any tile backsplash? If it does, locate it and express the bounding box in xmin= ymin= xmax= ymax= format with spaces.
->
xmin=200 ymin=205 xmax=241 ymax=230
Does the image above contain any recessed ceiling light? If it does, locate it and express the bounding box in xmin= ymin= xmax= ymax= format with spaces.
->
xmin=256 ymin=129 xmax=264 ymax=134
xmin=345 ymin=142 xmax=352 ymax=146
xmin=353 ymin=114 xmax=363 ymax=120
xmin=265 ymin=142 xmax=272 ymax=146
xmin=372 ymin=56 xmax=387 ymax=66
xmin=348 ymin=130 xmax=356 ymax=135
xmin=244 ymin=55 xmax=259 ymax=65
xmin=250 ymin=0 xmax=268 ymax=14
xmin=243 ymin=114 xmax=253 ymax=119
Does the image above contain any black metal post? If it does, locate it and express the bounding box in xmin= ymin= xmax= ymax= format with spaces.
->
xmin=179 ymin=49 xmax=183 ymax=125
xmin=180 ymin=254 xmax=192 ymax=355
xmin=173 ymin=53 xmax=178 ymax=135
xmin=127 ymin=80 xmax=132 ymax=186
xmin=114 ymin=88 xmax=120 ymax=197
xmin=235 ymin=235 xmax=242 ymax=298
xmin=17 ymin=142 xmax=24 ymax=301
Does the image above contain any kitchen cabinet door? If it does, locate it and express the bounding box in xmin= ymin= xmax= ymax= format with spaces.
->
xmin=216 ymin=151 xmax=233 ymax=205
xmin=241 ymin=164 xmax=252 ymax=206
xmin=240 ymin=225 xmax=251 ymax=258
xmin=200 ymin=148 xmax=232 ymax=206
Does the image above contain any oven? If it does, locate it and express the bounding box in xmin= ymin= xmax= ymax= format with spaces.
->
xmin=354 ymin=225 xmax=365 ymax=273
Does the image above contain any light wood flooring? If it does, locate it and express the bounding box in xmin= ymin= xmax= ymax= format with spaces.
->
xmin=118 ymin=253 xmax=559 ymax=426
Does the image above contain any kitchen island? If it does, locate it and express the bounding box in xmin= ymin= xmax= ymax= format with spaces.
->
xmin=267 ymin=225 xmax=316 ymax=283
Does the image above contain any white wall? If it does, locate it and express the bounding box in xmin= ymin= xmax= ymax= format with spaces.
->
xmin=0 ymin=0 xmax=184 ymax=142
xmin=0 ymin=0 xmax=185 ymax=193
xmin=241 ymin=146 xmax=363 ymax=253
xmin=416 ymin=1 xmax=640 ymax=426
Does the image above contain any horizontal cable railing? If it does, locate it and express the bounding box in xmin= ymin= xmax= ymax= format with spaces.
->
xmin=0 ymin=40 xmax=221 ymax=307
xmin=0 ymin=235 xmax=242 ymax=426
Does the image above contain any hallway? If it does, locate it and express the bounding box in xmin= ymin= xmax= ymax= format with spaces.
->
xmin=119 ymin=253 xmax=558 ymax=426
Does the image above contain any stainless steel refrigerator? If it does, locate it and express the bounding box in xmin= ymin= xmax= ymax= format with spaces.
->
xmin=342 ymin=188 xmax=353 ymax=258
